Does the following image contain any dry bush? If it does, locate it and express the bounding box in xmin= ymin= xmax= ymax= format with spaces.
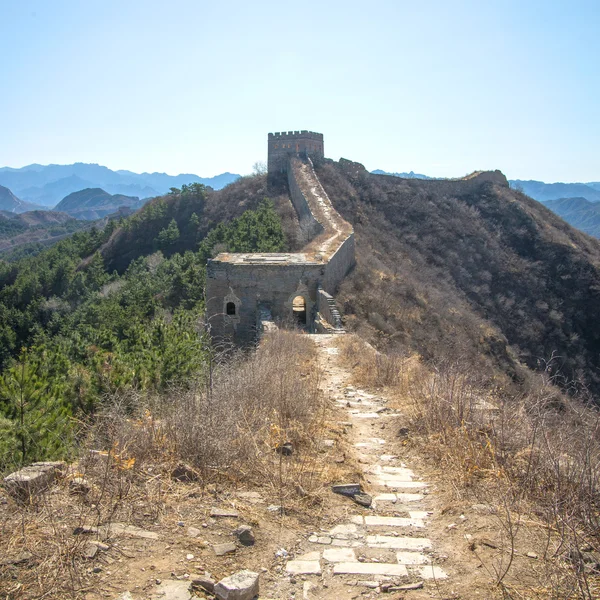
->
xmin=406 ymin=355 xmax=600 ymax=598
xmin=87 ymin=330 xmax=328 ymax=501
xmin=338 ymin=335 xmax=416 ymax=388
xmin=0 ymin=331 xmax=329 ymax=598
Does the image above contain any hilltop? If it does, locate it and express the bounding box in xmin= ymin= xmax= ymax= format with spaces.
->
xmin=53 ymin=187 xmax=144 ymax=220
xmin=0 ymin=163 xmax=241 ymax=207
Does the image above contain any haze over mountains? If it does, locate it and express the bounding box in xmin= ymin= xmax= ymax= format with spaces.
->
xmin=0 ymin=163 xmax=241 ymax=208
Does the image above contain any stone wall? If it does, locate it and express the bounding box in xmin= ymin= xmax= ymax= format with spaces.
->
xmin=268 ymin=131 xmax=324 ymax=175
xmin=322 ymin=232 xmax=356 ymax=296
xmin=205 ymin=131 xmax=354 ymax=345
xmin=287 ymin=160 xmax=324 ymax=242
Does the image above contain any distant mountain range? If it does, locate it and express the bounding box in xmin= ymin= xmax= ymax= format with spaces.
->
xmin=371 ymin=169 xmax=432 ymax=180
xmin=54 ymin=188 xmax=145 ymax=220
xmin=510 ymin=180 xmax=600 ymax=203
xmin=540 ymin=197 xmax=600 ymax=239
xmin=0 ymin=163 xmax=241 ymax=208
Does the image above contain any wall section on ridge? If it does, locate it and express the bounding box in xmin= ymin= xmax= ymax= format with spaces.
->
xmin=205 ymin=132 xmax=355 ymax=345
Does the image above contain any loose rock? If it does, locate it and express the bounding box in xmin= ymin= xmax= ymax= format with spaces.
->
xmin=214 ymin=570 xmax=259 ymax=600
xmin=210 ymin=507 xmax=239 ymax=518
xmin=352 ymin=492 xmax=372 ymax=507
xmin=332 ymin=483 xmax=361 ymax=497
xmin=69 ymin=477 xmax=90 ymax=495
xmin=213 ymin=542 xmax=236 ymax=556
xmin=234 ymin=525 xmax=255 ymax=546
xmin=3 ymin=462 xmax=66 ymax=501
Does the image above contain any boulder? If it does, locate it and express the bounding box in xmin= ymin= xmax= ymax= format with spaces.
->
xmin=3 ymin=462 xmax=66 ymax=501
xmin=214 ymin=570 xmax=259 ymax=600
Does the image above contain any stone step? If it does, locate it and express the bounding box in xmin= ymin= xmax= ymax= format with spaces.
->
xmin=373 ymin=493 xmax=424 ymax=503
xmin=285 ymin=561 xmax=322 ymax=575
xmin=396 ymin=551 xmax=431 ymax=565
xmin=366 ymin=535 xmax=432 ymax=550
xmin=333 ymin=562 xmax=408 ymax=577
xmin=416 ymin=565 xmax=448 ymax=579
xmin=363 ymin=516 xmax=425 ymax=528
xmin=378 ymin=480 xmax=428 ymax=490
xmin=323 ymin=548 xmax=357 ymax=562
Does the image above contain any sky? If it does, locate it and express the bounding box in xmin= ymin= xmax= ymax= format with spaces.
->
xmin=0 ymin=0 xmax=598 ymax=182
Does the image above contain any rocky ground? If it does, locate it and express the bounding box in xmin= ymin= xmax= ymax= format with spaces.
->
xmin=2 ymin=333 xmax=530 ymax=599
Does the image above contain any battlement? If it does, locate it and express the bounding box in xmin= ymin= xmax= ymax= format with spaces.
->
xmin=269 ymin=131 xmax=323 ymax=141
xmin=268 ymin=129 xmax=325 ymax=176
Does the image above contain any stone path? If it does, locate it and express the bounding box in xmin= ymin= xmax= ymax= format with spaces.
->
xmin=282 ymin=335 xmax=448 ymax=595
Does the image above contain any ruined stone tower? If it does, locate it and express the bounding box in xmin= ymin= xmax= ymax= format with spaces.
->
xmin=268 ymin=131 xmax=324 ymax=175
xmin=205 ymin=131 xmax=354 ymax=345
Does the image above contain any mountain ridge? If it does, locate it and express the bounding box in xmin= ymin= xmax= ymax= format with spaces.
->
xmin=0 ymin=163 xmax=241 ymax=207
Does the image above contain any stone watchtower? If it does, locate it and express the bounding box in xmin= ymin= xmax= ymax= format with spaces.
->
xmin=267 ymin=130 xmax=324 ymax=175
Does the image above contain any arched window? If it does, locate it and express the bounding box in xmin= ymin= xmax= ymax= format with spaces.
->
xmin=226 ymin=301 xmax=236 ymax=316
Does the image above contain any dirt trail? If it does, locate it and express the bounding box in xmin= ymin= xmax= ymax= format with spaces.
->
xmin=19 ymin=333 xmax=476 ymax=600
xmin=268 ymin=333 xmax=454 ymax=599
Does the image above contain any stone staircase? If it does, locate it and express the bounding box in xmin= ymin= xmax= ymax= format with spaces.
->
xmin=281 ymin=336 xmax=449 ymax=594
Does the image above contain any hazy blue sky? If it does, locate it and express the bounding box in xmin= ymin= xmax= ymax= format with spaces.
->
xmin=1 ymin=0 xmax=598 ymax=181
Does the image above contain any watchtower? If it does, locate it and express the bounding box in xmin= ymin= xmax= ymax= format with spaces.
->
xmin=268 ymin=130 xmax=324 ymax=175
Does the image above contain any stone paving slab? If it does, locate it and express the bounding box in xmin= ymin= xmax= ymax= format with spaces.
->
xmin=409 ymin=511 xmax=432 ymax=520
xmin=364 ymin=516 xmax=425 ymax=528
xmin=297 ymin=551 xmax=321 ymax=561
xmin=376 ymin=473 xmax=414 ymax=482
xmin=286 ymin=561 xmax=322 ymax=575
xmin=373 ymin=493 xmax=424 ymax=503
xmin=396 ymin=551 xmax=431 ymax=565
xmin=333 ymin=562 xmax=409 ymax=577
xmin=379 ymin=455 xmax=398 ymax=461
xmin=416 ymin=565 xmax=448 ymax=579
xmin=367 ymin=535 xmax=432 ymax=550
xmin=323 ymin=548 xmax=357 ymax=562
xmin=379 ymin=480 xmax=428 ymax=489
xmin=331 ymin=539 xmax=363 ymax=547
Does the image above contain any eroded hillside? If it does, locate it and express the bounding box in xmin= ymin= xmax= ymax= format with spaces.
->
xmin=315 ymin=158 xmax=600 ymax=398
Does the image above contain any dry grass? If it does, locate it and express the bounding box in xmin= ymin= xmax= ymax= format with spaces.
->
xmin=340 ymin=335 xmax=600 ymax=599
xmin=0 ymin=330 xmax=334 ymax=599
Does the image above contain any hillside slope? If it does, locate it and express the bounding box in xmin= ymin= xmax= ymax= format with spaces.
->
xmin=0 ymin=184 xmax=42 ymax=213
xmin=54 ymin=188 xmax=143 ymax=219
xmin=0 ymin=210 xmax=89 ymax=253
xmin=315 ymin=159 xmax=600 ymax=398
xmin=543 ymin=196 xmax=600 ymax=238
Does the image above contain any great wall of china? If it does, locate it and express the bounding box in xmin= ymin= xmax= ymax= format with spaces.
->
xmin=205 ymin=131 xmax=355 ymax=344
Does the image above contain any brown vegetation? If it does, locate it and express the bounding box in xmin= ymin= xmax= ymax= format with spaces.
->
xmin=0 ymin=331 xmax=347 ymax=599
xmin=339 ymin=335 xmax=600 ymax=598
xmin=316 ymin=159 xmax=600 ymax=399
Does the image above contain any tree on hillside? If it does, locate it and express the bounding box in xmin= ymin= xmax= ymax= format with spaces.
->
xmin=0 ymin=351 xmax=71 ymax=466
xmin=156 ymin=218 xmax=180 ymax=249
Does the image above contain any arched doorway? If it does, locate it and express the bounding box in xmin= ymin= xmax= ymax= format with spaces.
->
xmin=292 ymin=295 xmax=307 ymax=326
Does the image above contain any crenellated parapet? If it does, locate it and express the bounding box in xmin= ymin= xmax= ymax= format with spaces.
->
xmin=268 ymin=130 xmax=325 ymax=175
